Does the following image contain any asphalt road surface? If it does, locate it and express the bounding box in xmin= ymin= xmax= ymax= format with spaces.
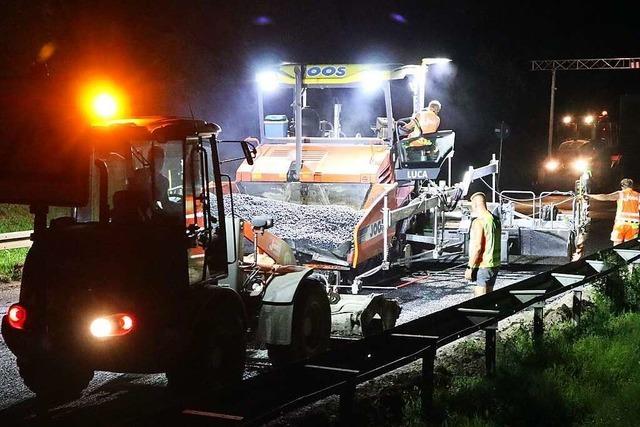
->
xmin=0 ymin=198 xmax=617 ymax=425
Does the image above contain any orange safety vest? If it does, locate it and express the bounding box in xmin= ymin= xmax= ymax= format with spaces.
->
xmin=408 ymin=109 xmax=440 ymax=139
xmin=615 ymin=188 xmax=640 ymax=223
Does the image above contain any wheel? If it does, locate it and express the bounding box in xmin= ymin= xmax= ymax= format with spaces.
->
xmin=18 ymin=356 xmax=93 ymax=403
xmin=267 ymin=281 xmax=330 ymax=366
xmin=166 ymin=308 xmax=246 ymax=394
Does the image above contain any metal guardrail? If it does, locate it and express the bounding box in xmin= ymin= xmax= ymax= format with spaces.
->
xmin=0 ymin=230 xmax=32 ymax=250
xmin=177 ymin=240 xmax=640 ymax=426
xmin=7 ymin=241 xmax=635 ymax=426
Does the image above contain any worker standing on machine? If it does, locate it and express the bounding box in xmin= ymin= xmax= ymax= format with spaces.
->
xmin=402 ymin=99 xmax=441 ymax=147
xmin=465 ymin=192 xmax=501 ymax=296
xmin=589 ymin=178 xmax=640 ymax=245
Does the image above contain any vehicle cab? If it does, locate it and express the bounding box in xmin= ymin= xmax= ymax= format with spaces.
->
xmin=1 ymin=116 xmax=248 ymax=401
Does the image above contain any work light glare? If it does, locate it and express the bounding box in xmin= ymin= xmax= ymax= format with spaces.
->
xmin=361 ymin=70 xmax=384 ymax=92
xmin=256 ymin=71 xmax=279 ymax=92
xmin=422 ymin=57 xmax=452 ymax=65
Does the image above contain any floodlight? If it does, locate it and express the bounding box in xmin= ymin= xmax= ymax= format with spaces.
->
xmin=360 ymin=70 xmax=385 ymax=92
xmin=256 ymin=70 xmax=279 ymax=92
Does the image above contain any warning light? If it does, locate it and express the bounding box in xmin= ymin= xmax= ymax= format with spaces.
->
xmin=93 ymin=93 xmax=118 ymax=119
xmin=80 ymin=81 xmax=127 ymax=123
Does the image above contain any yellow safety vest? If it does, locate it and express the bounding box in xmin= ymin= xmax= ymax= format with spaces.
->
xmin=471 ymin=210 xmax=501 ymax=268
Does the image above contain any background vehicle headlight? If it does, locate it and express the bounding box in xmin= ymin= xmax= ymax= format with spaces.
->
xmin=544 ymin=159 xmax=560 ymax=171
xmin=572 ymin=158 xmax=589 ymax=173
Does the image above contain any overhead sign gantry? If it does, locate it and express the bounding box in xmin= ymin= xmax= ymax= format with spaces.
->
xmin=530 ymin=57 xmax=640 ymax=157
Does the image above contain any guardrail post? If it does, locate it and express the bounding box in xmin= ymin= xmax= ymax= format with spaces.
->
xmin=603 ymin=274 xmax=626 ymax=312
xmin=533 ymin=301 xmax=544 ymax=344
xmin=484 ymin=322 xmax=497 ymax=376
xmin=421 ymin=345 xmax=436 ymax=420
xmin=572 ymin=289 xmax=583 ymax=324
xmin=339 ymin=381 xmax=356 ymax=424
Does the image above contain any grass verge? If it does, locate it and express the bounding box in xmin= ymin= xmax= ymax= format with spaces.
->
xmin=398 ymin=286 xmax=640 ymax=426
xmin=0 ymin=248 xmax=29 ymax=282
xmin=0 ymin=204 xmax=33 ymax=282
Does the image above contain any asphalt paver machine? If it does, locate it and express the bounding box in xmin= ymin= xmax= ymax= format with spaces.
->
xmin=232 ymin=60 xmax=590 ymax=295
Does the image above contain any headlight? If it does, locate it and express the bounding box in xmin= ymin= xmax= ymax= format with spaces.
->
xmin=90 ymin=313 xmax=135 ymax=338
xmin=572 ymin=158 xmax=589 ymax=173
xmin=544 ymin=159 xmax=560 ymax=171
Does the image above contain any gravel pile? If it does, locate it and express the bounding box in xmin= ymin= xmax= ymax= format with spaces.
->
xmin=224 ymin=193 xmax=364 ymax=253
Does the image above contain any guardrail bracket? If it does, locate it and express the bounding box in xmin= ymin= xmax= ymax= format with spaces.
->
xmin=509 ymin=289 xmax=546 ymax=304
xmin=614 ymin=249 xmax=640 ymax=263
xmin=585 ymin=260 xmax=605 ymax=272
xmin=551 ymin=273 xmax=585 ymax=287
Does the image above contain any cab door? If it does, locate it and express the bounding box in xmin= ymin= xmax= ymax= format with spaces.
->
xmin=184 ymin=136 xmax=228 ymax=283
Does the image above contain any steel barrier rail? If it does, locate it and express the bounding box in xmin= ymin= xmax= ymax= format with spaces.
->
xmin=0 ymin=230 xmax=32 ymax=250
xmin=170 ymin=240 xmax=640 ymax=426
xmin=11 ymin=239 xmax=628 ymax=427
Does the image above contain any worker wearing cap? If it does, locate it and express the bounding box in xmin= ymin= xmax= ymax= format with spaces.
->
xmin=402 ymin=100 xmax=441 ymax=147
xmin=464 ymin=192 xmax=501 ymax=296
xmin=590 ymin=178 xmax=640 ymax=245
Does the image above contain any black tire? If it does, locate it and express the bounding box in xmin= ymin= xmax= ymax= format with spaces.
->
xmin=166 ymin=308 xmax=246 ymax=394
xmin=18 ymin=357 xmax=93 ymax=404
xmin=267 ymin=281 xmax=331 ymax=366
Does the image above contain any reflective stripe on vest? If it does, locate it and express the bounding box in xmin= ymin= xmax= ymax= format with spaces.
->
xmin=472 ymin=210 xmax=501 ymax=268
xmin=615 ymin=188 xmax=640 ymax=223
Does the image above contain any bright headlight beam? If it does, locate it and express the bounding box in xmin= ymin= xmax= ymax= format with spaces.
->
xmin=545 ymin=159 xmax=560 ymax=171
xmin=90 ymin=318 xmax=113 ymax=338
xmin=572 ymin=158 xmax=589 ymax=173
xmin=89 ymin=313 xmax=135 ymax=338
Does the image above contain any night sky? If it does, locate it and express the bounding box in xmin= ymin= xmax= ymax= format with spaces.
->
xmin=1 ymin=1 xmax=639 ymax=186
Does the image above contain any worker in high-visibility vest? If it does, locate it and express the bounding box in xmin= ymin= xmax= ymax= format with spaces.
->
xmin=589 ymin=178 xmax=640 ymax=245
xmin=464 ymin=192 xmax=501 ymax=296
xmin=402 ymin=100 xmax=441 ymax=147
